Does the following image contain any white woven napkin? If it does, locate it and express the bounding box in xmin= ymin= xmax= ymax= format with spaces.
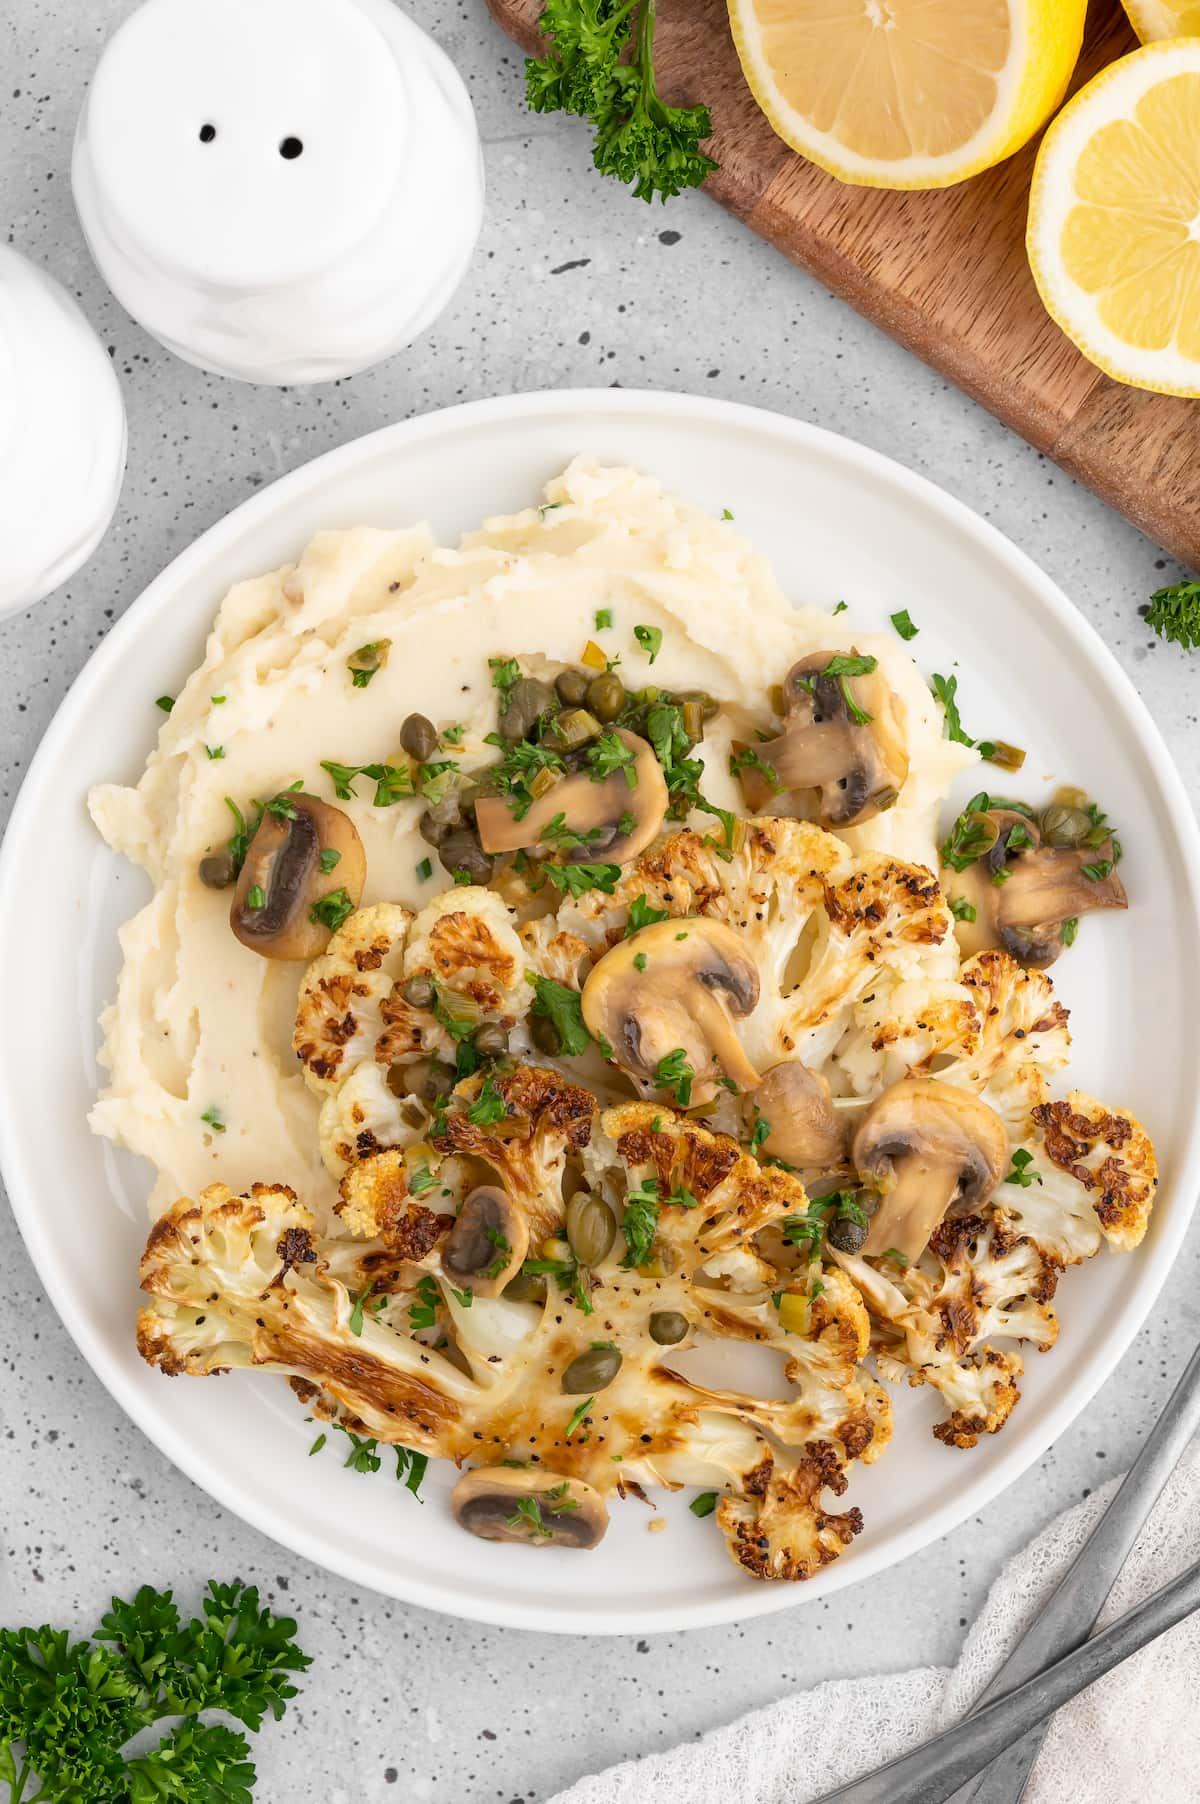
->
xmin=548 ymin=1441 xmax=1200 ymax=1804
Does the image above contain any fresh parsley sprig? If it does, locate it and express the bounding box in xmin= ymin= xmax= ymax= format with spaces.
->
xmin=1145 ymin=579 xmax=1200 ymax=650
xmin=526 ymin=0 xmax=716 ymax=204
xmin=0 ymin=1581 xmax=309 ymax=1803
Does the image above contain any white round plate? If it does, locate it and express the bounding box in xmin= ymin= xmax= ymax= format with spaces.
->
xmin=3 ymin=390 xmax=1197 ymax=1635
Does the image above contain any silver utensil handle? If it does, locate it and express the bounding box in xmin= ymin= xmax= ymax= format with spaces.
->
xmin=811 ymin=1554 xmax=1200 ymax=1804
xmin=947 ymin=1339 xmax=1200 ymax=1804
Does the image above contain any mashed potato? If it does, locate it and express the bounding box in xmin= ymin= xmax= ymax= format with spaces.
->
xmin=89 ymin=459 xmax=970 ymax=1218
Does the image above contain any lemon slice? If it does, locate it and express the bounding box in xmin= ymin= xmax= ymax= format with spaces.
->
xmin=726 ymin=0 xmax=1087 ymax=189
xmin=1121 ymin=1 xmax=1200 ymax=40
xmin=1028 ymin=41 xmax=1200 ymax=396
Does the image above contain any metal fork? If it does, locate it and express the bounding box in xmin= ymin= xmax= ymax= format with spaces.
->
xmin=812 ymin=1339 xmax=1200 ymax=1804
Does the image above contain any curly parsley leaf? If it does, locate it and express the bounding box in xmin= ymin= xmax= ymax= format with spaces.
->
xmin=1145 ymin=579 xmax=1200 ymax=650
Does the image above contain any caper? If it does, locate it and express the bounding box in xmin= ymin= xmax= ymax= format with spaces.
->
xmin=826 ymin=1216 xmax=868 ymax=1255
xmin=473 ymin=1021 xmax=509 ymax=1058
xmin=531 ymin=1014 xmax=562 ymax=1056
xmin=418 ymin=809 xmax=453 ymax=847
xmin=438 ymin=829 xmax=493 ymax=884
xmin=198 ymin=851 xmax=237 ymax=890
xmin=402 ymin=973 xmax=436 ymax=1010
xmin=649 ymin=1310 xmax=689 ymax=1346
xmin=399 ymin=712 xmax=439 ymax=762
xmin=556 ymin=667 xmax=590 ymax=707
xmin=566 ymin=1192 xmax=617 ymax=1267
xmin=499 ymin=677 xmax=556 ymax=742
xmin=561 ymin=1345 xmax=623 ymax=1394
xmin=1039 ymin=802 xmax=1092 ymax=849
xmin=586 ymin=672 xmax=626 ymax=723
xmin=503 ymin=1272 xmax=547 ymax=1303
xmin=392 ymin=1056 xmax=454 ymax=1101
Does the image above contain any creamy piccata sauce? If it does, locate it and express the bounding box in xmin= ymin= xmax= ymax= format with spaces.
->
xmin=89 ymin=459 xmax=972 ymax=1220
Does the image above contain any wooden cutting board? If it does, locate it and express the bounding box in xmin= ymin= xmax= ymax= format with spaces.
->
xmin=485 ymin=0 xmax=1200 ymax=570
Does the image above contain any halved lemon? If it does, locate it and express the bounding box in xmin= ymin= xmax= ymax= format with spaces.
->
xmin=1121 ymin=1 xmax=1200 ymax=41
xmin=1028 ymin=41 xmax=1200 ymax=396
xmin=726 ymin=0 xmax=1088 ymax=189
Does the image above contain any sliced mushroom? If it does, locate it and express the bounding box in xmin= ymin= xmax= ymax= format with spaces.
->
xmin=752 ymin=1062 xmax=848 ymax=1169
xmin=855 ymin=1079 xmax=1008 ymax=1264
xmin=734 ymin=650 xmax=909 ymax=829
xmin=441 ymin=1185 xmax=528 ymax=1299
xmin=946 ymin=806 xmax=1127 ymax=969
xmin=451 ymin=1466 xmax=608 ymax=1549
xmin=581 ymin=917 xmax=760 ymax=1101
xmin=230 ymin=794 xmax=365 ymax=961
xmin=475 ymin=729 xmax=668 ymax=865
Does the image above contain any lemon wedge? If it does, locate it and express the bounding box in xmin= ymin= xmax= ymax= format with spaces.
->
xmin=1121 ymin=1 xmax=1200 ymax=40
xmin=725 ymin=0 xmax=1087 ymax=189
xmin=1027 ymin=41 xmax=1200 ymax=396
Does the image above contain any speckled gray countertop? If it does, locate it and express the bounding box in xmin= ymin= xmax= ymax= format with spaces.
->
xmin=3 ymin=2 xmax=1199 ymax=1799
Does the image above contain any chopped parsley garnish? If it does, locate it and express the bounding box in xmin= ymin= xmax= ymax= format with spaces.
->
xmin=949 ymin=895 xmax=977 ymax=923
xmin=225 ymin=797 xmax=261 ymax=874
xmin=205 ymin=744 xmax=224 ymax=760
xmin=812 ymin=653 xmax=877 ymax=725
xmin=832 ymin=600 xmax=847 ymax=615
xmin=309 ymin=888 xmax=355 ymax=932
xmin=1145 ymin=578 xmax=1200 ymax=650
xmin=729 ymin=746 xmax=780 ymax=789
xmin=309 ymin=1433 xmax=327 ymax=1456
xmin=1061 ymin=916 xmax=1079 ymax=947
xmin=1004 ymin=1148 xmax=1042 ymax=1188
xmin=408 ymin=1274 xmax=441 ymax=1331
xmin=408 ymin=1162 xmax=438 ymax=1198
xmin=200 ymin=1105 xmax=225 ymax=1133
xmin=620 ymin=1177 xmax=661 ymax=1268
xmin=413 ymin=856 xmax=433 ymax=883
xmin=545 ymin=1480 xmax=579 ymax=1512
xmin=595 ymin=607 xmax=614 ymax=630
xmin=1082 ymin=859 xmax=1115 ymax=882
xmin=506 ymin=1496 xmax=553 ymax=1541
xmin=529 ymin=972 xmax=592 ymax=1055
xmin=320 ymin=759 xmax=414 ymax=807
xmin=564 ymin=1396 xmax=595 ymax=1439
xmin=211 ymin=694 xmax=226 ymax=704
xmin=319 ymin=848 xmax=341 ymax=874
xmin=468 ymin=1077 xmax=508 ymax=1126
xmin=633 ymin=952 xmax=647 ymax=972
xmin=890 ymin=609 xmax=919 ymax=641
xmin=941 ymin=792 xmax=1001 ymax=871
xmin=588 ymin=732 xmax=638 ymax=786
xmin=347 ymin=640 xmax=391 ymax=687
xmin=155 ymin=695 xmax=174 ymax=712
xmin=690 ymin=1491 xmax=719 ymax=1518
xmin=654 ymin=1048 xmax=695 ymax=1107
xmin=931 ymin=674 xmax=1025 ymax=770
xmin=483 ymin=1227 xmax=513 ymax=1280
xmin=243 ymin=882 xmax=266 ymax=911
xmin=626 ymin=893 xmax=669 ymax=936
xmin=541 ymin=812 xmax=603 ymax=853
xmin=634 ymin=624 xmax=663 ymax=663
xmin=881 ymin=1247 xmax=909 ymax=1269
xmin=446 ymin=1282 xmax=474 ymax=1309
xmin=348 ymin=1281 xmax=374 ymax=1336
xmin=483 ymin=733 xmax=566 ymax=820
xmin=782 ymin=1190 xmax=866 ymax=1253
xmin=749 ymin=1113 xmax=771 ymax=1155
xmin=721 ymin=507 xmax=734 ymax=521
xmin=542 ymin=861 xmax=622 ymax=897
xmin=489 ymin=655 xmax=521 ymax=697
xmin=665 ymin=1181 xmax=699 ymax=1209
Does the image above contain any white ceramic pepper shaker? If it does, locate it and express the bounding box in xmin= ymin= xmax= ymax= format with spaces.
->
xmin=72 ymin=0 xmax=484 ymax=385
xmin=0 ymin=246 xmax=127 ymax=619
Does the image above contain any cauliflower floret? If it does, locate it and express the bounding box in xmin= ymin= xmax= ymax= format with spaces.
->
xmin=717 ymin=1442 xmax=864 ymax=1582
xmin=829 ymin=973 xmax=980 ymax=1098
xmin=317 ymin=1058 xmax=430 ymax=1176
xmin=1031 ymin=1091 xmax=1157 ymax=1253
xmin=137 ymin=1083 xmax=886 ymax=1582
xmin=401 ymin=886 xmax=527 ymax=1021
xmin=294 ymin=904 xmax=411 ymax=1094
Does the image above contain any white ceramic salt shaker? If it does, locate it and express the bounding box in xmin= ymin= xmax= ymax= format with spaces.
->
xmin=0 ymin=246 xmax=127 ymax=618
xmin=72 ymin=0 xmax=484 ymax=385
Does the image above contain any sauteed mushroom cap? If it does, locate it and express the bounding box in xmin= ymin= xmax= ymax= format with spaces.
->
xmin=855 ymin=1079 xmax=1008 ymax=1264
xmin=475 ymin=729 xmax=668 ymax=865
xmin=451 ymin=1467 xmax=609 ymax=1548
xmin=230 ymin=794 xmax=365 ymax=961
